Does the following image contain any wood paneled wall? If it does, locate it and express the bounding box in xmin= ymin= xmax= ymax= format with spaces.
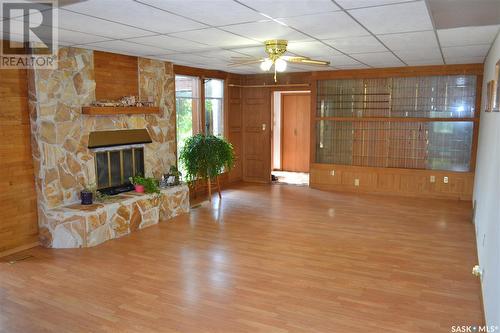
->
xmin=0 ymin=68 xmax=38 ymax=255
xmin=236 ymin=64 xmax=483 ymax=200
xmin=94 ymin=51 xmax=138 ymax=100
xmin=227 ymin=76 xmax=243 ymax=182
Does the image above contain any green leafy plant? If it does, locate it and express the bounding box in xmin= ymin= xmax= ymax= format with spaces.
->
xmin=179 ymin=134 xmax=235 ymax=182
xmin=129 ymin=175 xmax=160 ymax=195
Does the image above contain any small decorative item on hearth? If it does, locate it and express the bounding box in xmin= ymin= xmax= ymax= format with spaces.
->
xmin=164 ymin=165 xmax=182 ymax=186
xmin=80 ymin=185 xmax=94 ymax=205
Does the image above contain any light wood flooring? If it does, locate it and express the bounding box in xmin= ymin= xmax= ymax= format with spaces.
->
xmin=0 ymin=183 xmax=483 ymax=332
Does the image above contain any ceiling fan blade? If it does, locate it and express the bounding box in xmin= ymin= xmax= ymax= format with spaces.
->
xmin=227 ymin=59 xmax=264 ymax=67
xmin=298 ymin=58 xmax=330 ymax=66
xmin=282 ymin=55 xmax=330 ymax=66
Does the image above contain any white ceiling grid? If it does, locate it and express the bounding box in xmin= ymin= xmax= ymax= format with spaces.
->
xmin=1 ymin=0 xmax=498 ymax=73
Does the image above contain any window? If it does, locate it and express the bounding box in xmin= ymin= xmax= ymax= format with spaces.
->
xmin=175 ymin=75 xmax=201 ymax=169
xmin=204 ymin=78 xmax=224 ymax=137
xmin=315 ymin=75 xmax=477 ymax=172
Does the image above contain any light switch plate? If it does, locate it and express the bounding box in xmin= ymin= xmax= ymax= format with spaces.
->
xmin=330 ymin=170 xmax=335 ymax=176
xmin=443 ymin=176 xmax=449 ymax=184
xmin=354 ymin=179 xmax=360 ymax=187
xmin=430 ymin=175 xmax=435 ymax=183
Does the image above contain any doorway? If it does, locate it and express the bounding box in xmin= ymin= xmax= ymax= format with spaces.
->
xmin=272 ymin=91 xmax=311 ymax=186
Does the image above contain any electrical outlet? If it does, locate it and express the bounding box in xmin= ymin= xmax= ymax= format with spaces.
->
xmin=443 ymin=176 xmax=449 ymax=184
xmin=354 ymin=179 xmax=360 ymax=187
xmin=430 ymin=175 xmax=435 ymax=183
xmin=330 ymin=170 xmax=335 ymax=176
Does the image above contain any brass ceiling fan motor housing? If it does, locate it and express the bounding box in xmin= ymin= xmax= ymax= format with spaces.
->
xmin=265 ymin=40 xmax=288 ymax=61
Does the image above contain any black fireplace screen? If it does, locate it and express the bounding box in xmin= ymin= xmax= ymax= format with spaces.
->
xmin=95 ymin=147 xmax=144 ymax=189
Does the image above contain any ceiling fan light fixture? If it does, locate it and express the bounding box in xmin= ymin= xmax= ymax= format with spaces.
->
xmin=260 ymin=58 xmax=273 ymax=71
xmin=275 ymin=58 xmax=287 ymax=72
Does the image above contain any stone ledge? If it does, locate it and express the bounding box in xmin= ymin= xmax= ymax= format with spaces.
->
xmin=38 ymin=185 xmax=189 ymax=248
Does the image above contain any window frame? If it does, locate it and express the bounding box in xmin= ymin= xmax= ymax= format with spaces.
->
xmin=174 ymin=70 xmax=228 ymax=166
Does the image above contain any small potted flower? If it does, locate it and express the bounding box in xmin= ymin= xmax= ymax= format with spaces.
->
xmin=129 ymin=175 xmax=146 ymax=193
xmin=80 ymin=185 xmax=95 ymax=205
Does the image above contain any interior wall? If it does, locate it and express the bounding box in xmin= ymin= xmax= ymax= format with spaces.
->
xmin=473 ymin=31 xmax=500 ymax=327
xmin=0 ymin=67 xmax=39 ymax=255
xmin=272 ymin=91 xmax=281 ymax=170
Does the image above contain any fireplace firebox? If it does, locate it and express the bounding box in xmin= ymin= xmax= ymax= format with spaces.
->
xmin=88 ymin=129 xmax=152 ymax=195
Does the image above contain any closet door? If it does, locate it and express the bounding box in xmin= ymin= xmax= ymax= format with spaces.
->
xmin=282 ymin=94 xmax=310 ymax=172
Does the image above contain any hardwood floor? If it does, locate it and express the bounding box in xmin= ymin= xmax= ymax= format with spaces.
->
xmin=0 ymin=183 xmax=482 ymax=332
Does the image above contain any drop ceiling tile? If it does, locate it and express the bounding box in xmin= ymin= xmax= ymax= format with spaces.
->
xmin=81 ymin=40 xmax=175 ymax=56
xmin=158 ymin=53 xmax=213 ymax=64
xmin=405 ymin=58 xmax=444 ymax=66
xmin=137 ymin=0 xmax=264 ymax=26
xmin=427 ymin=0 xmax=500 ymax=29
xmin=349 ymin=1 xmax=433 ymax=34
xmin=330 ymin=54 xmax=364 ymax=66
xmin=378 ymin=30 xmax=438 ymax=50
xmin=126 ymin=35 xmax=211 ymax=53
xmin=229 ymin=46 xmax=268 ymax=58
xmin=58 ymin=10 xmax=152 ymax=39
xmin=2 ymin=17 xmax=111 ymax=46
xmin=437 ymin=25 xmax=500 ymax=47
xmin=170 ymin=28 xmax=259 ymax=48
xmin=394 ymin=47 xmax=442 ymax=61
xmin=280 ymin=11 xmax=369 ymax=39
xmin=287 ymin=41 xmax=342 ymax=58
xmin=324 ymin=35 xmax=387 ymax=54
xmin=442 ymin=44 xmax=491 ymax=59
xmin=336 ymin=0 xmax=414 ymax=9
xmin=221 ymin=20 xmax=310 ymax=42
xmin=199 ymin=49 xmax=250 ymax=61
xmin=238 ymin=0 xmax=340 ymax=18
xmin=334 ymin=63 xmax=370 ymax=69
xmin=62 ymin=0 xmax=206 ymax=33
xmin=288 ymin=64 xmax=336 ymax=72
xmin=58 ymin=29 xmax=112 ymax=46
xmin=445 ymin=56 xmax=485 ymax=65
xmin=351 ymin=52 xmax=405 ymax=67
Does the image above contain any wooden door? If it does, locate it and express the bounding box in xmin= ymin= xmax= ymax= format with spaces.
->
xmin=282 ymin=94 xmax=311 ymax=172
xmin=242 ymin=87 xmax=271 ymax=182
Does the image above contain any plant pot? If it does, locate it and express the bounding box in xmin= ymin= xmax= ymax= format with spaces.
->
xmin=80 ymin=191 xmax=93 ymax=205
xmin=134 ymin=184 xmax=145 ymax=193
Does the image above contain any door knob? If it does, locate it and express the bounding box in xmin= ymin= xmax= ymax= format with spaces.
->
xmin=262 ymin=123 xmax=266 ymax=131
xmin=472 ymin=265 xmax=483 ymax=278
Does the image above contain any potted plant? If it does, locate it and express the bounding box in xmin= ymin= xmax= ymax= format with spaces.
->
xmin=179 ymin=134 xmax=235 ymax=200
xmin=129 ymin=175 xmax=146 ymax=193
xmin=80 ymin=185 xmax=95 ymax=205
xmin=129 ymin=175 xmax=160 ymax=195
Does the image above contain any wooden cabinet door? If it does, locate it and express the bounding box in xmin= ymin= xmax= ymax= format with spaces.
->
xmin=282 ymin=94 xmax=310 ymax=172
xmin=242 ymin=87 xmax=271 ymax=182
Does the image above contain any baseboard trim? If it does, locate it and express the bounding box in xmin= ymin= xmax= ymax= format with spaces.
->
xmin=0 ymin=242 xmax=40 ymax=258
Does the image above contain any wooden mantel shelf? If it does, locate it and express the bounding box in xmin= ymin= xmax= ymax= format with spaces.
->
xmin=82 ymin=106 xmax=160 ymax=115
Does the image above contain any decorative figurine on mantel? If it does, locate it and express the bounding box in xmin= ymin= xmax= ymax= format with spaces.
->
xmin=91 ymin=96 xmax=154 ymax=107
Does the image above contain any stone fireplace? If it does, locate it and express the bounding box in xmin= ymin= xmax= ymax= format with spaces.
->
xmin=27 ymin=47 xmax=189 ymax=248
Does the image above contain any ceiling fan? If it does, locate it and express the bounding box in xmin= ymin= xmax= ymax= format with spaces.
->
xmin=229 ymin=39 xmax=330 ymax=82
